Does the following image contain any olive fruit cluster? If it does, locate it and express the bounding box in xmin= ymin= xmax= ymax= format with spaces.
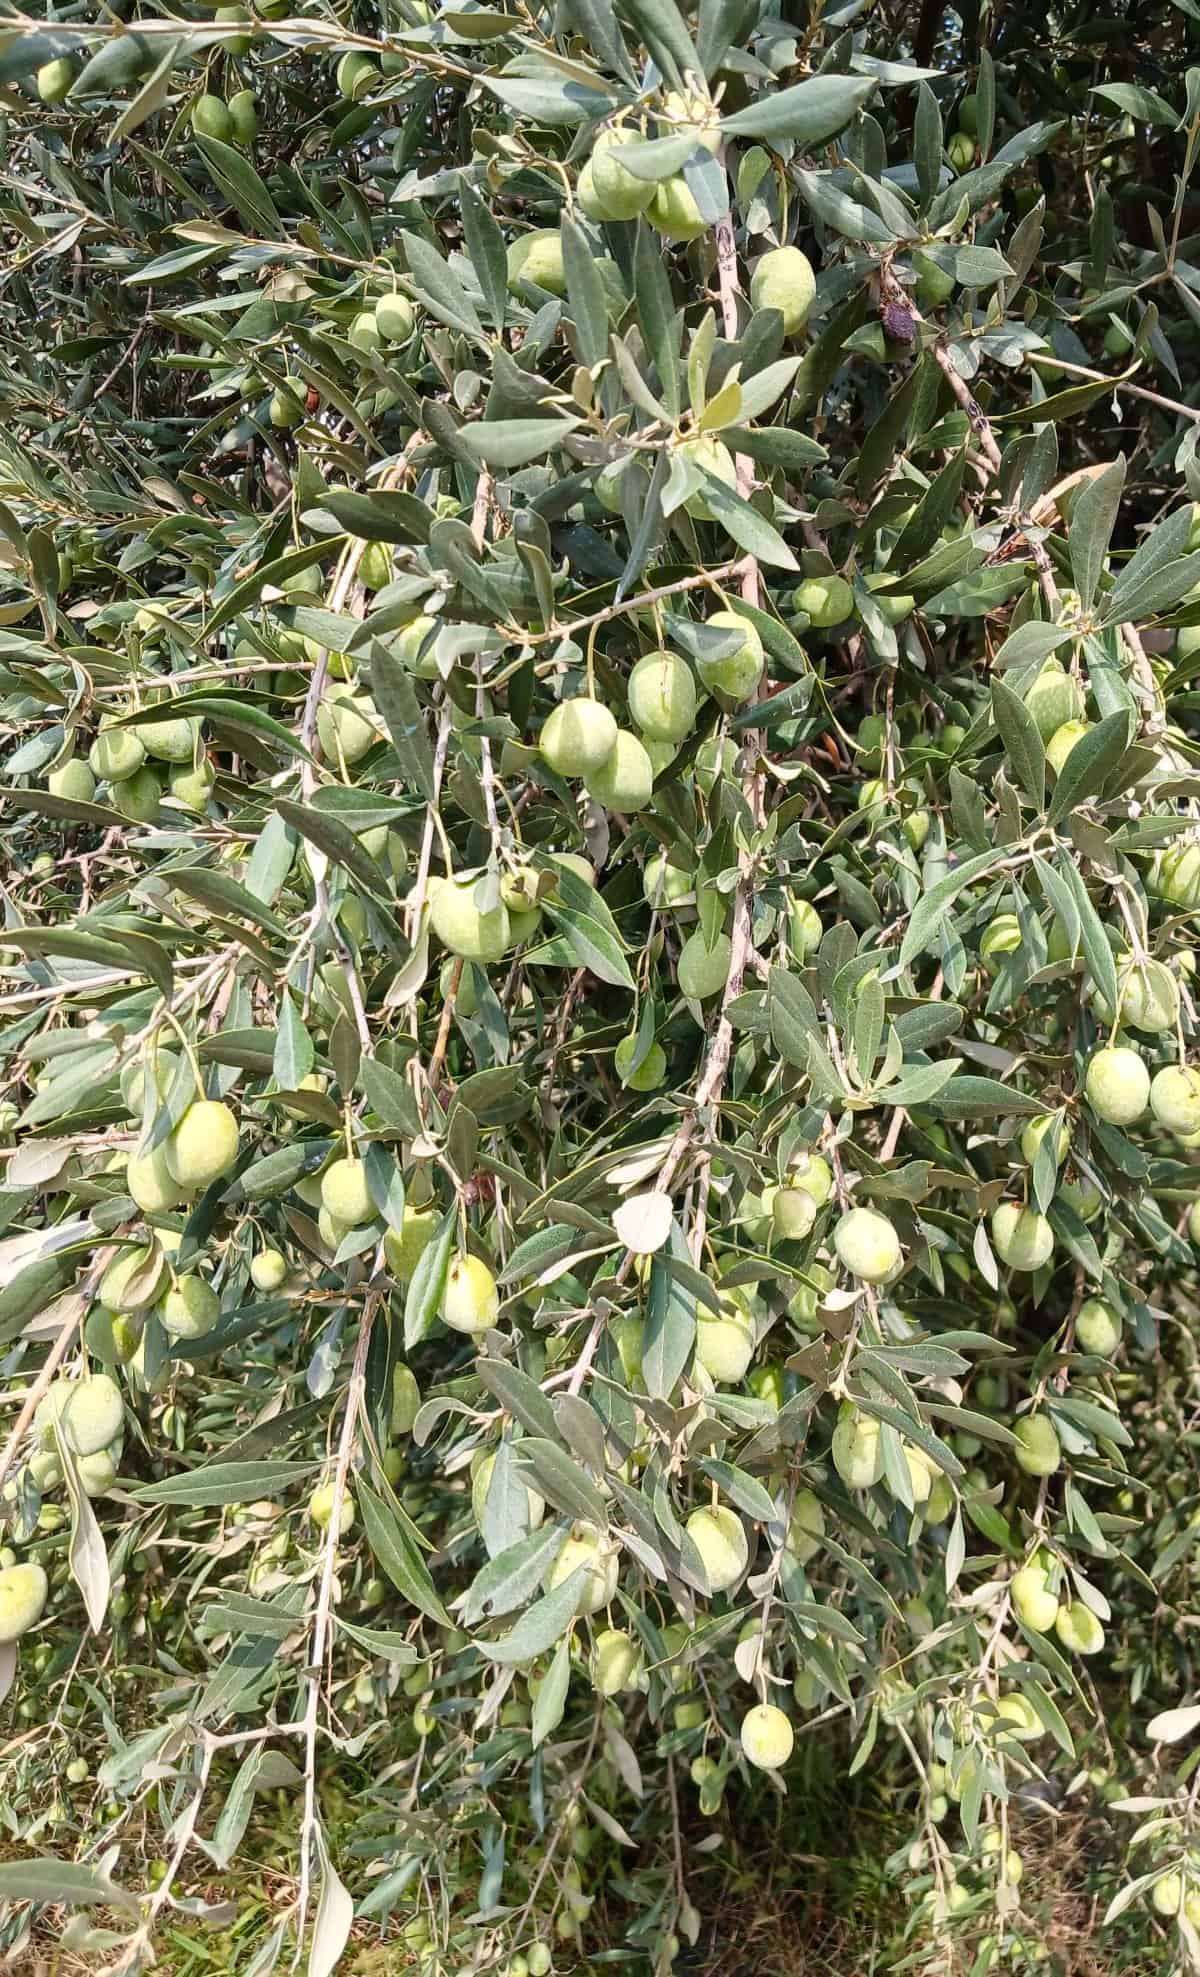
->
xmin=191 ymin=89 xmax=258 ymax=147
xmin=48 ymin=709 xmax=212 ymax=819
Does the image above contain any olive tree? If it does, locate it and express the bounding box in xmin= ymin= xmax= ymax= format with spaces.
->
xmin=1 ymin=0 xmax=1200 ymax=1971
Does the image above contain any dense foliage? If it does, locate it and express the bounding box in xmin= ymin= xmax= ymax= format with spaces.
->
xmin=3 ymin=0 xmax=1200 ymax=1971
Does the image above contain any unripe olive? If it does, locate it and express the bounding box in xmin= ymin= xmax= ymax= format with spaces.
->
xmin=383 ymin=1209 xmax=438 ymax=1283
xmin=430 ymin=877 xmax=511 ymax=963
xmin=994 ymin=1692 xmax=1043 ymax=1741
xmin=980 ymin=913 xmax=1021 ymax=971
xmin=192 ymin=93 xmax=234 ymax=143
xmin=317 ymin=692 xmax=381 ymax=765
xmin=507 ymin=230 xmax=566 ymax=295
xmin=911 ymin=249 xmax=955 ymax=308
xmin=126 ymin=1140 xmax=185 ymax=1214
xmin=139 ymin=715 xmax=198 ymax=763
xmin=893 ymin=1444 xmax=937 ymax=1506
xmin=1013 ymin=1414 xmax=1062 ymax=1477
xmin=544 ymin=1525 xmax=618 ymax=1614
xmin=336 ymin=52 xmax=377 ymax=100
xmin=391 ymin=1363 xmax=420 ymax=1435
xmin=388 ymin=615 xmax=438 ymax=682
xmin=782 ymin=1265 xmax=830 ymax=1328
xmin=471 ymin=1450 xmax=544 ymax=1531
xmin=793 ymin=574 xmax=855 ymax=628
xmin=786 ymin=899 xmax=822 ymax=961
xmin=1010 ymin=1562 xmax=1059 ymax=1633
xmin=37 ymin=57 xmax=76 ymax=103
xmin=1055 ymin=1600 xmax=1104 ymax=1655
xmin=585 ymin=729 xmax=654 ymax=812
xmin=1156 ymin=842 xmax=1200 ymax=909
xmin=647 ymin=175 xmax=706 ymax=241
xmin=694 ymin=1290 xmax=755 ymax=1383
xmin=111 ymin=767 xmax=161 ymax=823
xmin=309 ymin=1482 xmax=355 ymax=1534
xmin=643 ymin=853 xmax=693 ymax=910
xmin=269 ymin=382 xmax=305 ymax=429
xmin=321 ymin=1156 xmax=374 ymax=1227
xmin=785 ymin=1488 xmax=825 ymax=1564
xmin=250 ymin=1249 xmax=288 ymax=1293
xmin=125 ymin=1050 xmax=185 ymax=1131
xmin=864 ymin=572 xmax=916 ymax=623
xmin=956 ymin=91 xmax=979 ymax=136
xmin=578 ymin=152 xmax=650 ymax=224
xmin=85 ymin=1308 xmax=142 ymax=1365
xmin=991 ymin=1202 xmax=1054 ymax=1272
xmin=833 ymin=1206 xmax=901 ymax=1283
xmin=0 ymin=1562 xmax=48 ymax=1643
xmin=539 ymin=698 xmax=618 ymax=778
xmin=1076 ymin=1297 xmax=1121 ymax=1355
xmin=1019 ymin=1112 xmax=1070 ymax=1166
xmin=375 ymin=292 xmax=415 ymax=342
xmin=613 ymin=1035 xmax=667 ymax=1089
xmin=749 ymin=246 xmax=816 ymax=336
xmin=770 ymin=1185 xmax=817 ymax=1241
xmin=678 ymin=435 xmax=737 ymax=520
xmin=1023 ymin=660 xmax=1083 ymax=741
xmin=691 ymin=608 xmax=767 ymax=711
xmin=1150 ymin=1065 xmax=1200 ymax=1135
xmin=348 ymin=309 xmax=383 ymax=355
xmin=166 ymin=1099 xmax=240 ymax=1189
xmin=100 ymin=1246 xmax=166 ymax=1313
xmin=36 ymin=1374 xmax=123 ymax=1456
xmin=627 ymin=651 xmax=698 ymax=742
xmin=1152 ymin=1872 xmax=1183 ymax=1916
xmin=160 ymin=1274 xmax=220 ymax=1340
xmin=832 ymin=1408 xmax=884 ymax=1489
xmin=228 ymin=88 xmax=258 ymax=144
xmin=171 ymin=762 xmax=216 ymax=812
xmin=1085 ymin=1045 xmax=1149 ymax=1126
xmin=591 ymin=1627 xmax=641 ymax=1695
xmin=441 ymin=1252 xmax=499 ymax=1333
xmin=78 ymin=1445 xmax=120 ymax=1496
xmin=1045 ymin=718 xmax=1093 ymax=775
xmin=740 ymin=1702 xmax=793 ymax=1771
xmin=677 ymin=930 xmax=731 ymax=1000
xmin=89 ymin=728 xmax=145 ymax=783
xmin=947 ymin=131 xmax=976 ymax=172
xmin=686 ymin=1504 xmax=748 ymax=1592
xmin=48 ymin=758 xmax=96 ymax=802
xmin=1123 ymin=959 xmax=1179 ymax=1034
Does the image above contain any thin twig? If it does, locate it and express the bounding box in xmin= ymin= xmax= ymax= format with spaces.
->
xmin=112 ymin=1734 xmax=216 ymax=1973
xmin=294 ymin=1292 xmax=378 ymax=1936
xmin=1027 ymin=351 xmax=1200 ymax=424
xmin=878 ymin=264 xmax=1063 ymax=616
xmin=714 ymin=162 xmax=760 ymax=611
xmin=428 ymin=956 xmax=463 ymax=1094
xmin=508 ymin=557 xmax=751 ymax=646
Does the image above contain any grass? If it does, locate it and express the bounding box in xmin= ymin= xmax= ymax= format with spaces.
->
xmin=0 ymin=1700 xmax=1171 ymax=1975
